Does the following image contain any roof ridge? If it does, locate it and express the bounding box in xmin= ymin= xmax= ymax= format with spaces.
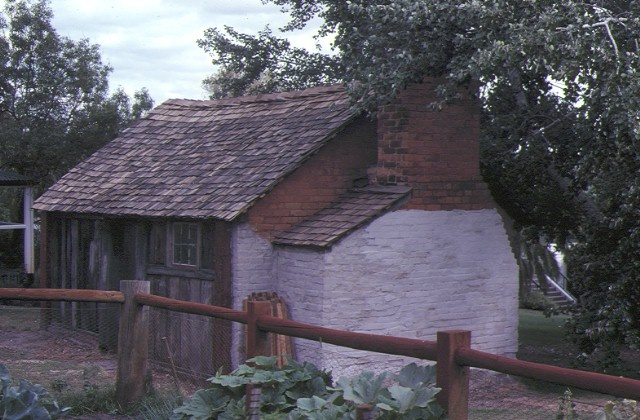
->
xmin=161 ymin=84 xmax=347 ymax=109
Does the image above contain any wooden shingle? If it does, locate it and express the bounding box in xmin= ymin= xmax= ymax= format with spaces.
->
xmin=34 ymin=86 xmax=356 ymax=221
xmin=272 ymin=185 xmax=412 ymax=248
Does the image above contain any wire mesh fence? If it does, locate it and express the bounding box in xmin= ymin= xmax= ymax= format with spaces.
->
xmin=0 ymin=304 xmax=118 ymax=398
xmin=148 ymin=306 xmax=232 ymax=386
xmin=0 ymin=301 xmax=236 ymax=405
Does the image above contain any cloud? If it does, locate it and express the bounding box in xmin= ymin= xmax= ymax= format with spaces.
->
xmin=48 ymin=0 xmax=317 ymax=104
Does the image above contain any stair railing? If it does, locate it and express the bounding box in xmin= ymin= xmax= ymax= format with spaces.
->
xmin=544 ymin=274 xmax=577 ymax=304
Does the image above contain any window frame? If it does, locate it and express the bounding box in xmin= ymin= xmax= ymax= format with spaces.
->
xmin=170 ymin=222 xmax=200 ymax=267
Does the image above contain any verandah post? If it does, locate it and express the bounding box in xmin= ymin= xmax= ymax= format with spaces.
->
xmin=436 ymin=330 xmax=471 ymax=420
xmin=115 ymin=280 xmax=150 ymax=408
xmin=246 ymin=300 xmax=273 ymax=359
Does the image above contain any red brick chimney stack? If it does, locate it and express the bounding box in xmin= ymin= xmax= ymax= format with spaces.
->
xmin=372 ymin=79 xmax=494 ymax=211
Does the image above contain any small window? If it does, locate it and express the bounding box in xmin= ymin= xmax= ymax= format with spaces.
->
xmin=173 ymin=222 xmax=198 ymax=266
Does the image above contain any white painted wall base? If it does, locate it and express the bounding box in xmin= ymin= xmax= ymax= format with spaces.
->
xmin=233 ymin=209 xmax=519 ymax=376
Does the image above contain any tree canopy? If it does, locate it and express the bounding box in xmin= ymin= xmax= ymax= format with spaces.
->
xmin=0 ymin=0 xmax=153 ymax=189
xmin=199 ymin=0 xmax=640 ymax=365
xmin=198 ymin=25 xmax=342 ymax=99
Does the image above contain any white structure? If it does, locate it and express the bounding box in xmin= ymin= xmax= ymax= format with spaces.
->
xmin=0 ymin=170 xmax=35 ymax=275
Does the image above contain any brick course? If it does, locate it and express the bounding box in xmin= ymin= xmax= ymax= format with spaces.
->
xmin=247 ymin=117 xmax=377 ymax=238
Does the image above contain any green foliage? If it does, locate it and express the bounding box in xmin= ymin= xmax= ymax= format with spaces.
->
xmin=520 ymin=290 xmax=560 ymax=317
xmin=557 ymin=389 xmax=640 ymax=419
xmin=0 ymin=0 xmax=154 ymax=190
xmin=0 ymin=363 xmax=70 ymax=419
xmin=556 ymin=389 xmax=575 ymax=420
xmin=0 ymin=0 xmax=154 ymax=267
xmin=171 ymin=357 xmax=443 ymax=419
xmin=335 ymin=363 xmax=442 ymax=419
xmin=197 ymin=26 xmax=342 ymax=99
xmin=135 ymin=390 xmax=183 ymax=420
xmin=55 ymin=385 xmax=119 ymax=417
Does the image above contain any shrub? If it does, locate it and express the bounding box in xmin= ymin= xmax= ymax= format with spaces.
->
xmin=0 ymin=363 xmax=70 ymax=419
xmin=520 ymin=290 xmax=560 ymax=316
xmin=171 ymin=356 xmax=443 ymax=419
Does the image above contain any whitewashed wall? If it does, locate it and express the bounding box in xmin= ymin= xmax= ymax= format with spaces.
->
xmin=321 ymin=209 xmax=518 ymax=375
xmin=274 ymin=247 xmax=326 ymax=368
xmin=231 ymin=209 xmax=519 ymax=375
xmin=230 ymin=223 xmax=275 ymax=366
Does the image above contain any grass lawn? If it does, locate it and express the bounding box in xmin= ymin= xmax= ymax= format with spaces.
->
xmin=518 ymin=308 xmax=569 ymax=347
xmin=518 ymin=308 xmax=640 ymax=379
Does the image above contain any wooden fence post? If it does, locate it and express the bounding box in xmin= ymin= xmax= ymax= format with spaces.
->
xmin=245 ymin=383 xmax=262 ymax=419
xmin=355 ymin=404 xmax=375 ymax=419
xmin=115 ymin=280 xmax=150 ymax=408
xmin=436 ymin=330 xmax=471 ymax=420
xmin=246 ymin=300 xmax=272 ymax=359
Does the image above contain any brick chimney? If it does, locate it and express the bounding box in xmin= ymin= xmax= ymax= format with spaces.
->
xmin=371 ymin=79 xmax=494 ymax=211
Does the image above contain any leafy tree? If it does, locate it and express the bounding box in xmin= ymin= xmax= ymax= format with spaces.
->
xmin=0 ymin=0 xmax=153 ymax=188
xmin=0 ymin=0 xmax=153 ymax=268
xmin=200 ymin=0 xmax=640 ymax=364
xmin=198 ymin=25 xmax=342 ymax=99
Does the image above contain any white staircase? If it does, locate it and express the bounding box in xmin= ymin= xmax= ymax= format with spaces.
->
xmin=539 ymin=274 xmax=576 ymax=309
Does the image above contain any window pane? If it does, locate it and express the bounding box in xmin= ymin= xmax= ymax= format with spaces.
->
xmin=173 ymin=223 xmax=198 ymax=266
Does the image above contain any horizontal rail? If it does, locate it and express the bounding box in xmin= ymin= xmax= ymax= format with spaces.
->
xmin=257 ymin=315 xmax=438 ymax=361
xmin=456 ymin=347 xmax=640 ymax=400
xmin=0 ymin=287 xmax=124 ymax=303
xmin=0 ymin=223 xmax=26 ymax=230
xmin=133 ymin=292 xmax=247 ymax=324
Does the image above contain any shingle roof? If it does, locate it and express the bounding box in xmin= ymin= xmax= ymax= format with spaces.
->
xmin=272 ymin=185 xmax=412 ymax=248
xmin=0 ymin=170 xmax=34 ymax=186
xmin=33 ymin=85 xmax=357 ymax=220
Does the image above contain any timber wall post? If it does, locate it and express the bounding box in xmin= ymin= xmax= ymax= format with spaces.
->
xmin=115 ymin=280 xmax=150 ymax=408
xmin=436 ymin=330 xmax=471 ymax=420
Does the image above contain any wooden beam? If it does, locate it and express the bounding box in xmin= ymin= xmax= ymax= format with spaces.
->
xmin=246 ymin=300 xmax=272 ymax=360
xmin=115 ymin=280 xmax=150 ymax=408
xmin=436 ymin=330 xmax=470 ymax=420
xmin=456 ymin=346 xmax=640 ymax=400
xmin=134 ymin=292 xmax=246 ymax=323
xmin=255 ymin=316 xmax=437 ymax=360
xmin=0 ymin=287 xmax=124 ymax=303
xmin=23 ymin=186 xmax=34 ymax=274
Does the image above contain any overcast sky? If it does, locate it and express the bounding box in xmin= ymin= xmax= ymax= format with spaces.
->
xmin=44 ymin=0 xmax=322 ymax=105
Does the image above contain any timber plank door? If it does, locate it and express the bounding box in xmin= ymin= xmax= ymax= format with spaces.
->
xmin=146 ymin=219 xmax=230 ymax=378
